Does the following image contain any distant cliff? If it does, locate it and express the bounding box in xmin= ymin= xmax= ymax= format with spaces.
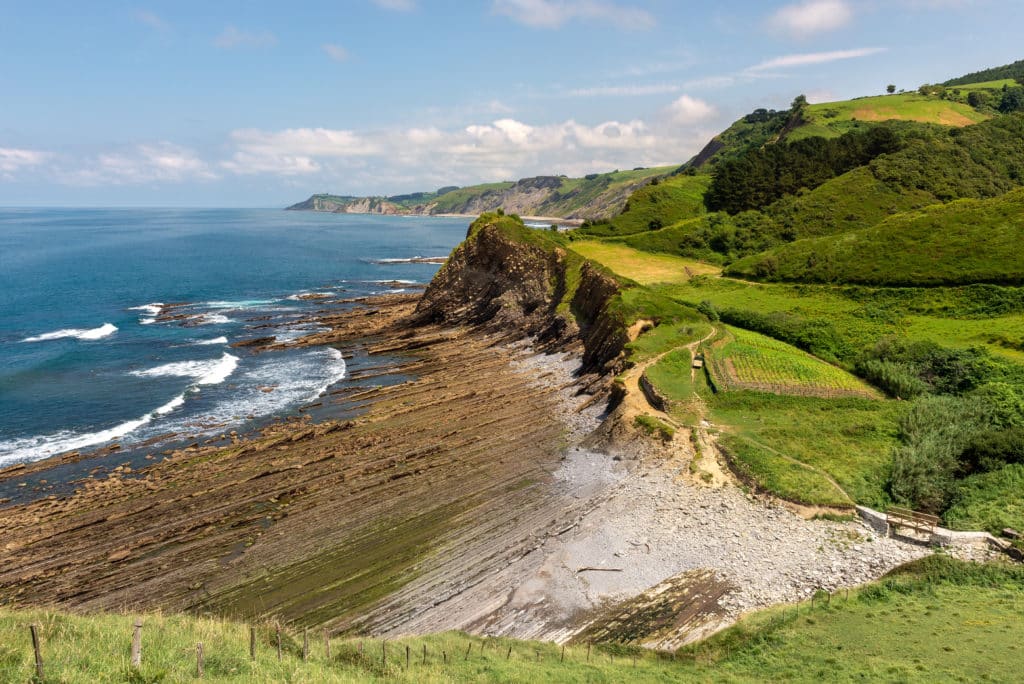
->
xmin=286 ymin=166 xmax=675 ymax=220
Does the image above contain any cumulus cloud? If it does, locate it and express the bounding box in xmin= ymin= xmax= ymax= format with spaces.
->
xmin=60 ymin=143 xmax=216 ymax=185
xmin=323 ymin=44 xmax=350 ymax=62
xmin=749 ymin=47 xmax=886 ymax=71
xmin=493 ymin=0 xmax=655 ymax=30
xmin=769 ymin=0 xmax=853 ymax=37
xmin=216 ymin=112 xmax=717 ymax=191
xmin=213 ymin=25 xmax=277 ymax=49
xmin=665 ymin=95 xmax=715 ymax=125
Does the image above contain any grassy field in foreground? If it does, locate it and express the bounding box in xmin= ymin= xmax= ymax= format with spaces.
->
xmin=569 ymin=240 xmax=720 ymax=285
xmin=2 ymin=558 xmax=1022 ymax=683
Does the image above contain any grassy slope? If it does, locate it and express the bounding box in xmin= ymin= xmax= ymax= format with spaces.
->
xmin=788 ymin=93 xmax=990 ymax=142
xmin=727 ymin=188 xmax=1024 ymax=286
xmin=3 ymin=558 xmax=1021 ymax=683
xmin=714 ymin=326 xmax=879 ymax=398
xmin=569 ymin=241 xmax=719 ymax=285
xmin=572 ymin=174 xmax=711 ymax=237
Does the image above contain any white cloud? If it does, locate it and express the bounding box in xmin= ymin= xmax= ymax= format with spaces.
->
xmin=217 ymin=113 xmax=717 ymax=190
xmin=493 ymin=0 xmax=655 ymax=30
xmin=749 ymin=47 xmax=886 ymax=72
xmin=769 ymin=0 xmax=853 ymax=37
xmin=60 ymin=143 xmax=216 ymax=185
xmin=213 ymin=25 xmax=277 ymax=49
xmin=666 ymin=95 xmax=715 ymax=125
xmin=372 ymin=0 xmax=416 ymax=10
xmin=0 ymin=147 xmax=49 ymax=175
xmin=323 ymin=44 xmax=350 ymax=62
xmin=569 ymin=83 xmax=682 ymax=97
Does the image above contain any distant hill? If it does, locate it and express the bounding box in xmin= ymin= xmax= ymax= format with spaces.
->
xmin=286 ymin=167 xmax=675 ymax=220
xmin=724 ymin=187 xmax=1024 ymax=286
xmin=944 ymin=59 xmax=1024 ymax=86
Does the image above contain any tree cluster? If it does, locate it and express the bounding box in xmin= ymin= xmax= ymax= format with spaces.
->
xmin=704 ymin=126 xmax=902 ymax=214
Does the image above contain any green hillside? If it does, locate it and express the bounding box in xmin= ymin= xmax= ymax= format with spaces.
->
xmin=725 ymin=188 xmax=1024 ymax=286
xmin=788 ymin=92 xmax=990 ymax=142
xmin=944 ymin=59 xmax=1024 ymax=86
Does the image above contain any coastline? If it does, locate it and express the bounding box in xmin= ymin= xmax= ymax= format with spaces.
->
xmin=0 ymin=286 xmax=940 ymax=646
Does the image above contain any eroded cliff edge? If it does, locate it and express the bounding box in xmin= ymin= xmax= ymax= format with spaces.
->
xmin=415 ymin=213 xmax=629 ymax=381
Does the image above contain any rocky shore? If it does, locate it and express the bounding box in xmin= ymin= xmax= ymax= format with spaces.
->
xmin=0 ymin=221 xmax=958 ymax=648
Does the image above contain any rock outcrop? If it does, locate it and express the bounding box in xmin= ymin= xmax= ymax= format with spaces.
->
xmin=414 ymin=216 xmax=628 ymax=376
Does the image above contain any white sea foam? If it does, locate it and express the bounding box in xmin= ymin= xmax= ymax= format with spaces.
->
xmin=131 ymin=353 xmax=239 ymax=386
xmin=192 ymin=313 xmax=233 ymax=325
xmin=194 ymin=336 xmax=229 ymax=346
xmin=372 ymin=256 xmax=446 ymax=264
xmin=202 ymin=299 xmax=276 ymax=309
xmin=22 ymin=323 xmax=118 ymax=343
xmin=0 ymin=394 xmax=186 ymax=466
xmin=140 ymin=318 xmax=156 ymax=325
xmin=128 ymin=303 xmax=163 ymax=316
xmin=370 ymin=279 xmax=420 ymax=284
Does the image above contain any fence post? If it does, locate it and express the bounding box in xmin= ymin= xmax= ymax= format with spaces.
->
xmin=196 ymin=642 xmax=204 ymax=678
xmin=250 ymin=626 xmax=256 ymax=661
xmin=506 ymin=645 xmax=512 ymax=660
xmin=276 ymin=625 xmax=282 ymax=661
xmin=324 ymin=630 xmax=331 ymax=660
xmin=406 ymin=644 xmax=410 ymax=669
xmin=29 ymin=625 xmax=44 ymax=681
xmin=587 ymin=641 xmax=591 ymax=662
xmin=131 ymin=620 xmax=143 ymax=669
xmin=561 ymin=644 xmax=565 ymax=663
xmin=465 ymin=642 xmax=472 ymax=660
xmin=382 ymin=640 xmax=387 ymax=668
xmin=443 ymin=650 xmax=447 ymax=664
xmin=303 ymin=628 xmax=309 ymax=661
xmin=422 ymin=643 xmax=427 ymax=665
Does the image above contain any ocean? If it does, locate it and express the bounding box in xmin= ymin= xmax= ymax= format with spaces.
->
xmin=0 ymin=208 xmax=467 ymax=469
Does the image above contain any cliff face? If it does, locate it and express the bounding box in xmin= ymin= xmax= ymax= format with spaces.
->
xmin=287 ymin=168 xmax=672 ymax=221
xmin=415 ymin=217 xmax=628 ymax=376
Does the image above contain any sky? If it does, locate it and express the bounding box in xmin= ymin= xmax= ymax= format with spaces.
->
xmin=0 ymin=0 xmax=1020 ymax=207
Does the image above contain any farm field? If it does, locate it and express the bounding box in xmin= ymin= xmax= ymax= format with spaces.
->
xmin=709 ymin=327 xmax=880 ymax=399
xmin=788 ymin=92 xmax=991 ymax=141
xmin=569 ymin=241 xmax=720 ymax=285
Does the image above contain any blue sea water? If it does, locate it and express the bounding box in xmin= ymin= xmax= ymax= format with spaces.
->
xmin=0 ymin=208 xmax=467 ymax=467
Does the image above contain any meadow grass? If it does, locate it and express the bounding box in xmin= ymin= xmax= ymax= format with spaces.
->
xmin=3 ymin=558 xmax=1022 ymax=682
xmin=713 ymin=327 xmax=880 ymax=398
xmin=716 ymin=432 xmax=853 ymax=507
xmin=709 ymin=391 xmax=903 ymax=507
xmin=799 ymin=93 xmax=990 ymax=135
xmin=569 ymin=240 xmax=720 ymax=285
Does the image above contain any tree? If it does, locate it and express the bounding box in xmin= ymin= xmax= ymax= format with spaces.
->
xmin=887 ymin=84 xmax=896 ymax=94
xmin=999 ymin=87 xmax=1024 ymax=113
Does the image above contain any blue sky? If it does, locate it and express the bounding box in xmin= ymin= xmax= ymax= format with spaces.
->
xmin=1 ymin=0 xmax=1020 ymax=206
